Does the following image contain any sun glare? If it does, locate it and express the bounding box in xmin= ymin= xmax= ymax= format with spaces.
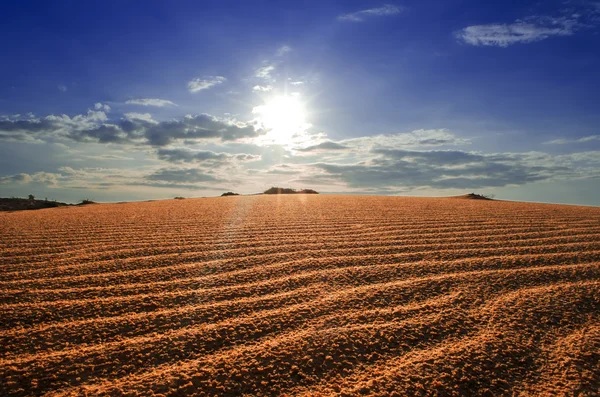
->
xmin=253 ymin=95 xmax=308 ymax=145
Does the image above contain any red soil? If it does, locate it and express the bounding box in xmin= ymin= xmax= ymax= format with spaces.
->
xmin=0 ymin=195 xmax=599 ymax=396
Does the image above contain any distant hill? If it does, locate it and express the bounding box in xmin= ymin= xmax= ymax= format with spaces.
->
xmin=263 ymin=187 xmax=319 ymax=195
xmin=221 ymin=192 xmax=240 ymax=197
xmin=0 ymin=198 xmax=70 ymax=212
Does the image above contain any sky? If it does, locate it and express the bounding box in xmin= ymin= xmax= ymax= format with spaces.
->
xmin=1 ymin=0 xmax=600 ymax=205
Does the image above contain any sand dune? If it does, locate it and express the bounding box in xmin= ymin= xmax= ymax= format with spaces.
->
xmin=1 ymin=195 xmax=598 ymax=396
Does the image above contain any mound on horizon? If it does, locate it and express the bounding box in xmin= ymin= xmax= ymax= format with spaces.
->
xmin=452 ymin=192 xmax=494 ymax=200
xmin=263 ymin=187 xmax=319 ymax=194
xmin=0 ymin=197 xmax=69 ymax=212
xmin=1 ymin=195 xmax=598 ymax=396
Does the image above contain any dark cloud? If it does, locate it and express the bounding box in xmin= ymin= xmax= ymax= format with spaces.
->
xmin=0 ymin=171 xmax=61 ymax=185
xmin=0 ymin=113 xmax=263 ymax=146
xmin=0 ymin=173 xmax=32 ymax=184
xmin=146 ymin=168 xmax=221 ymax=183
xmin=95 ymin=180 xmax=219 ymax=190
xmin=312 ymin=149 xmax=574 ymax=190
xmin=72 ymin=124 xmax=131 ymax=144
xmin=0 ymin=118 xmax=64 ymax=142
xmin=0 ymin=119 xmax=52 ymax=133
xmin=417 ymin=138 xmax=463 ymax=146
xmin=235 ymin=153 xmax=261 ymax=161
xmin=156 ymin=148 xmax=260 ymax=164
xmin=157 ymin=149 xmax=230 ymax=163
xmin=142 ymin=115 xmax=259 ymax=146
xmin=371 ymin=149 xmax=487 ymax=165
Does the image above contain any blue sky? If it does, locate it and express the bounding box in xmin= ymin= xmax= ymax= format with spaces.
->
xmin=1 ymin=0 xmax=599 ymax=205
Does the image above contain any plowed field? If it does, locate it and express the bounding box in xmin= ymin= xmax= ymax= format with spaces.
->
xmin=1 ymin=195 xmax=599 ymax=396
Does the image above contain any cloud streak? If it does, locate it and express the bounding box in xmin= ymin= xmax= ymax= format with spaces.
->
xmin=125 ymin=98 xmax=177 ymax=107
xmin=545 ymin=135 xmax=600 ymax=145
xmin=456 ymin=4 xmax=600 ymax=47
xmin=457 ymin=17 xmax=578 ymax=47
xmin=146 ymin=168 xmax=221 ymax=183
xmin=156 ymin=148 xmax=260 ymax=164
xmin=337 ymin=4 xmax=402 ymax=22
xmin=340 ymin=129 xmax=470 ymax=149
xmin=187 ymin=76 xmax=227 ymax=93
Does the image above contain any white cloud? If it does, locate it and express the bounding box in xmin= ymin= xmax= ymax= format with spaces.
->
xmin=276 ymin=45 xmax=292 ymax=56
xmin=123 ymin=112 xmax=155 ymax=122
xmin=58 ymin=84 xmax=67 ymax=92
xmin=457 ymin=17 xmax=578 ymax=47
xmin=253 ymin=85 xmax=273 ymax=92
xmin=84 ymin=154 xmax=135 ymax=161
xmin=455 ymin=3 xmax=600 ymax=48
xmin=255 ymin=65 xmax=275 ymax=79
xmin=84 ymin=109 xmax=108 ymax=122
xmin=544 ymin=135 xmax=600 ymax=145
xmin=338 ymin=4 xmax=402 ymax=22
xmin=94 ymin=103 xmax=111 ymax=112
xmin=125 ymin=98 xmax=177 ymax=107
xmin=289 ymin=81 xmax=304 ymax=86
xmin=187 ymin=76 xmax=227 ymax=93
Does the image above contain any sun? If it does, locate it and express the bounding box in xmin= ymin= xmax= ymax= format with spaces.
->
xmin=253 ymin=95 xmax=308 ymax=145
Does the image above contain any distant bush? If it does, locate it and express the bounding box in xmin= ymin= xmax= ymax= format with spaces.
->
xmin=28 ymin=194 xmax=35 ymax=200
xmin=79 ymin=199 xmax=96 ymax=205
xmin=174 ymin=196 xmax=185 ymax=200
xmin=263 ymin=187 xmax=319 ymax=195
xmin=464 ymin=193 xmax=494 ymax=200
xmin=221 ymin=192 xmax=240 ymax=197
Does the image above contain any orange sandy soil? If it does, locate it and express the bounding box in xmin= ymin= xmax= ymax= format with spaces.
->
xmin=1 ymin=195 xmax=599 ymax=396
